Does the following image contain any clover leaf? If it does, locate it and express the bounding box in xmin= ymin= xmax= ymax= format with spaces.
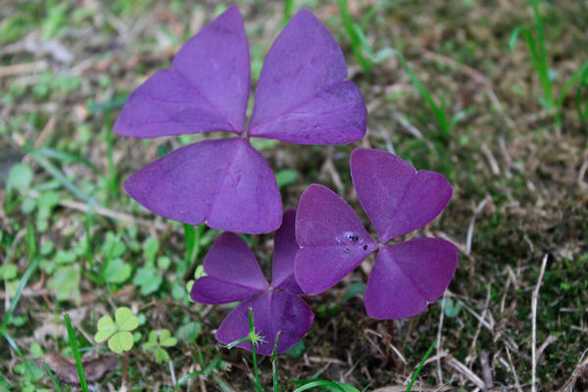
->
xmin=0 ymin=263 xmax=18 ymax=280
xmin=101 ymin=232 xmax=126 ymax=260
xmin=0 ymin=263 xmax=19 ymax=297
xmin=133 ymin=266 xmax=162 ymax=295
xmin=6 ymin=163 xmax=33 ymax=194
xmin=158 ymin=329 xmax=177 ymax=347
xmin=276 ymin=169 xmax=299 ymax=188
xmin=177 ymin=321 xmax=202 ymax=344
xmin=48 ymin=264 xmax=81 ymax=302
xmin=142 ymin=329 xmax=177 ymax=364
xmin=94 ymin=307 xmax=139 ymax=354
xmin=104 ymin=258 xmax=132 ymax=284
xmin=142 ymin=236 xmax=159 ymax=266
xmin=441 ymin=298 xmax=463 ymax=318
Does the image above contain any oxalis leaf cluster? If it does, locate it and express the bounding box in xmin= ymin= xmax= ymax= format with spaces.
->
xmin=112 ymin=5 xmax=458 ymax=358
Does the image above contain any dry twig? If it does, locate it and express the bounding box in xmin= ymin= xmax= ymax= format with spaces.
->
xmin=531 ymin=255 xmax=549 ymax=392
xmin=0 ymin=60 xmax=48 ymax=78
xmin=466 ymin=196 xmax=490 ymax=255
xmin=445 ymin=356 xmax=485 ymax=389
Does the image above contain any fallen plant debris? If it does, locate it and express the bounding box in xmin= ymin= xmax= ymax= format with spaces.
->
xmin=43 ymin=352 xmax=117 ymax=385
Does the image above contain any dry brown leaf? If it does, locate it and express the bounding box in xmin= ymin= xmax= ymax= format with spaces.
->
xmin=44 ymin=352 xmax=117 ymax=385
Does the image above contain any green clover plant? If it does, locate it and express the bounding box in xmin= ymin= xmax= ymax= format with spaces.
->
xmin=142 ymin=329 xmax=177 ymax=364
xmin=94 ymin=307 xmax=139 ymax=354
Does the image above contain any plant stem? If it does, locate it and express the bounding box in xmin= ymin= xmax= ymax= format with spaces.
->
xmin=271 ymin=331 xmax=282 ymax=392
xmin=83 ymin=212 xmax=95 ymax=273
xmin=122 ymin=353 xmax=129 ymax=387
xmin=104 ymin=125 xmax=118 ymax=199
xmin=248 ymin=308 xmax=263 ymax=392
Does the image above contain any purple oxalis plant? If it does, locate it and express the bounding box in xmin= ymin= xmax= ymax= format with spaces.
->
xmin=295 ymin=148 xmax=459 ymax=320
xmin=191 ymin=210 xmax=314 ymax=355
xmin=114 ymin=6 xmax=366 ymax=234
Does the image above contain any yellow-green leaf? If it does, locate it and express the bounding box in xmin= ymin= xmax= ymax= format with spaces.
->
xmin=114 ymin=307 xmax=138 ymax=332
xmin=108 ymin=331 xmax=134 ymax=354
xmin=95 ymin=315 xmax=116 ymax=343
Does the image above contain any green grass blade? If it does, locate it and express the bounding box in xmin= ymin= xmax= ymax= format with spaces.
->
xmin=398 ymin=53 xmax=451 ymax=140
xmin=104 ymin=127 xmax=119 ymax=198
xmin=576 ymin=81 xmax=588 ymax=123
xmin=2 ymin=331 xmax=21 ymax=353
xmin=509 ymin=26 xmax=523 ymax=50
xmin=43 ymin=364 xmax=64 ymax=391
xmin=2 ymin=223 xmax=39 ymax=329
xmin=28 ymin=150 xmax=94 ymax=204
xmin=405 ymin=340 xmax=436 ymax=392
xmin=34 ymin=147 xmax=97 ymax=171
xmin=214 ymin=376 xmax=237 ymax=392
xmin=558 ymin=62 xmax=588 ymax=107
xmin=224 ymin=335 xmax=251 ymax=350
xmin=83 ymin=213 xmax=95 ymax=271
xmin=283 ymin=0 xmax=295 ymax=24
xmin=184 ymin=224 xmax=204 ymax=267
xmin=63 ymin=313 xmax=90 ymax=392
xmin=0 ymin=374 xmax=11 ymax=389
xmin=178 ymin=355 xmax=227 ymax=385
xmin=528 ymin=0 xmax=554 ymax=109
xmin=337 ymin=0 xmax=373 ymax=73
xmin=293 ymin=380 xmax=359 ymax=392
xmin=25 ymin=220 xmax=37 ymax=260
xmin=555 ymin=62 xmax=588 ymax=126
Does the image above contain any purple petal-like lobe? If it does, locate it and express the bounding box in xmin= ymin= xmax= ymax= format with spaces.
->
xmin=114 ymin=6 xmax=250 ymax=137
xmin=124 ymin=138 xmax=282 ymax=234
xmin=365 ymin=238 xmax=459 ymax=320
xmin=350 ymin=148 xmax=452 ymax=242
xmin=191 ymin=277 xmax=260 ymax=304
xmin=249 ymin=9 xmax=366 ymax=144
xmin=271 ymin=210 xmax=301 ymax=294
xmin=191 ymin=233 xmax=269 ymax=304
xmin=295 ymin=184 xmax=376 ymax=295
xmin=216 ymin=290 xmax=314 ymax=356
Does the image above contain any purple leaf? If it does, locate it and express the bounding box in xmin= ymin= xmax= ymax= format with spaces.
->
xmin=191 ymin=233 xmax=269 ymax=304
xmin=216 ymin=290 xmax=314 ymax=356
xmin=249 ymin=9 xmax=366 ymax=144
xmin=114 ymin=6 xmax=250 ymax=138
xmin=191 ymin=277 xmax=261 ymax=304
xmin=364 ymin=238 xmax=458 ymax=320
xmin=191 ymin=216 xmax=315 ymax=355
xmin=350 ymin=148 xmax=452 ymax=242
xmin=295 ymin=184 xmax=376 ymax=295
xmin=271 ymin=210 xmax=302 ymax=294
xmin=124 ymin=138 xmax=282 ymax=234
xmin=115 ymin=6 xmax=368 ymax=234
